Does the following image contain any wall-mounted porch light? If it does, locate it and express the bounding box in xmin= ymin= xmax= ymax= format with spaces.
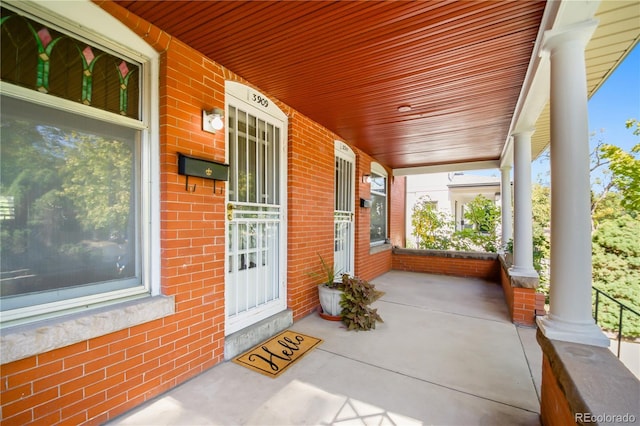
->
xmin=362 ymin=174 xmax=372 ymax=184
xmin=202 ymin=107 xmax=224 ymax=133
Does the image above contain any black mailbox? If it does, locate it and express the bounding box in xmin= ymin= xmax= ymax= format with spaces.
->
xmin=178 ymin=153 xmax=229 ymax=192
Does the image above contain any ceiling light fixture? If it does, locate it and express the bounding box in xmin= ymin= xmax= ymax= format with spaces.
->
xmin=397 ymin=105 xmax=412 ymax=113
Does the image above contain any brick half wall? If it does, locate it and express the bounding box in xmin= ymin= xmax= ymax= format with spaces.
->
xmin=537 ymin=329 xmax=640 ymax=426
xmin=391 ymin=248 xmax=500 ymax=282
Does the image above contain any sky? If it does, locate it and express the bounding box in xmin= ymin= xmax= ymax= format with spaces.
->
xmin=468 ymin=42 xmax=640 ymax=183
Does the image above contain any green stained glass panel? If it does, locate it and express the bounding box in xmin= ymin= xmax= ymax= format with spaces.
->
xmin=0 ymin=6 xmax=140 ymax=119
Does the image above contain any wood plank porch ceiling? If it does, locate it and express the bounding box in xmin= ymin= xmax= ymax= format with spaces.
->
xmin=117 ymin=0 xmax=546 ymax=171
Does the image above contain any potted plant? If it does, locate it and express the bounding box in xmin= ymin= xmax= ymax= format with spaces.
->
xmin=313 ymin=255 xmax=344 ymax=320
xmin=312 ymin=255 xmax=384 ymax=329
xmin=340 ymin=275 xmax=384 ymax=330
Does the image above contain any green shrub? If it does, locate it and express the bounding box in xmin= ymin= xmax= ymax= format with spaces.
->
xmin=592 ymin=215 xmax=640 ymax=337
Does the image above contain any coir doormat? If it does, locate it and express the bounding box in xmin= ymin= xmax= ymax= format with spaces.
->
xmin=233 ymin=330 xmax=323 ymax=378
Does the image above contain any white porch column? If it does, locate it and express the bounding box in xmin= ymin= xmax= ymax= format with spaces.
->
xmin=509 ymin=130 xmax=537 ymax=277
xmin=536 ymin=20 xmax=608 ymax=347
xmin=500 ymin=164 xmax=512 ymax=248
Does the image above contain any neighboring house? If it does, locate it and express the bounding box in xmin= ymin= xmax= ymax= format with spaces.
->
xmin=406 ymin=172 xmax=503 ymax=245
xmin=447 ymin=174 xmax=502 ymax=231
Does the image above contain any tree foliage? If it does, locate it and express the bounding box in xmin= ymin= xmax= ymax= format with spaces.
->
xmin=531 ymin=184 xmax=550 ymax=287
xmin=411 ymin=194 xmax=501 ymax=252
xmin=462 ymin=195 xmax=500 ymax=233
xmin=590 ymin=120 xmax=640 ymax=337
xmin=592 ymin=191 xmax=626 ymax=229
xmin=592 ymin=215 xmax=640 ymax=337
xmin=1 ymin=115 xmax=133 ymax=284
xmin=599 ymin=142 xmax=640 ymax=212
xmin=411 ymin=196 xmax=452 ymax=250
xmin=590 ymin=119 xmax=640 ymax=217
xmin=532 ymin=184 xmax=550 ymax=234
xmin=62 ymin=134 xmax=132 ymax=237
xmin=454 ymin=194 xmax=501 ymax=252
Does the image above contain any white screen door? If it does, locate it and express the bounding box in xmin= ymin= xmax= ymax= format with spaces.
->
xmin=225 ymin=82 xmax=287 ymax=335
xmin=334 ymin=141 xmax=355 ymax=276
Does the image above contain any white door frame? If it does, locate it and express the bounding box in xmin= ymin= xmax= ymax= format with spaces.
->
xmin=334 ymin=140 xmax=355 ymax=276
xmin=225 ymin=81 xmax=288 ymax=335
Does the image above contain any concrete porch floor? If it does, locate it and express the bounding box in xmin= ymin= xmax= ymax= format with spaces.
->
xmin=108 ymin=271 xmax=542 ymax=426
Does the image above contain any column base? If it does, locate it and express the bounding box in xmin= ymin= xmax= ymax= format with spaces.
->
xmin=508 ymin=265 xmax=538 ymax=278
xmin=536 ymin=314 xmax=609 ymax=347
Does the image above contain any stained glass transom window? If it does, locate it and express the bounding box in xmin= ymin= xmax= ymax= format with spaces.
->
xmin=1 ymin=7 xmax=140 ymax=119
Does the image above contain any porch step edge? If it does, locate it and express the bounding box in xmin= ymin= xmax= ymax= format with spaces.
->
xmin=224 ymin=309 xmax=293 ymax=360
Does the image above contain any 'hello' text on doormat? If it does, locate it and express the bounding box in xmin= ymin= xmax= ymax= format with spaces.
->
xmin=233 ymin=330 xmax=323 ymax=378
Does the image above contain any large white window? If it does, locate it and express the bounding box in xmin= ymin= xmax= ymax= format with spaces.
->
xmin=0 ymin=1 xmax=158 ymax=325
xmin=370 ymin=162 xmax=388 ymax=245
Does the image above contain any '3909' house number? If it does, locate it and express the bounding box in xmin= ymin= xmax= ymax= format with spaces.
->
xmin=247 ymin=89 xmax=269 ymax=108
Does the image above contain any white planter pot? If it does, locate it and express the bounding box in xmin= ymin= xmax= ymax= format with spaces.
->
xmin=318 ymin=284 xmax=343 ymax=317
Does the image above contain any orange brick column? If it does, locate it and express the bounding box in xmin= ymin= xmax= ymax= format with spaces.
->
xmin=498 ymin=255 xmax=543 ymax=326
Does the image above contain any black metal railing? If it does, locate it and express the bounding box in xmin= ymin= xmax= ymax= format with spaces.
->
xmin=592 ymin=287 xmax=640 ymax=358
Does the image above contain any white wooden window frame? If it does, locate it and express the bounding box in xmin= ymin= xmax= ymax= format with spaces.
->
xmin=370 ymin=162 xmax=388 ymax=246
xmin=0 ymin=0 xmax=165 ymax=347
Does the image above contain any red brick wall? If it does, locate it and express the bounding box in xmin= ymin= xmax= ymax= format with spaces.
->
xmin=358 ymin=247 xmax=393 ymax=282
xmin=0 ymin=2 xmax=395 ymax=424
xmin=501 ymin=264 xmax=515 ymax=317
xmin=499 ymin=261 xmax=545 ymax=326
xmin=287 ymin=116 xmax=338 ymax=321
xmin=390 ymin=176 xmax=406 ymax=248
xmin=392 ymin=250 xmax=500 ymax=281
xmin=511 ymin=288 xmax=543 ymax=326
xmin=540 ymin=355 xmax=577 ymax=426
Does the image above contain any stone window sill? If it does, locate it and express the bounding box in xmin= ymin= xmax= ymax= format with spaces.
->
xmin=1 ymin=295 xmax=175 ymax=364
xmin=370 ymin=242 xmax=392 ymax=255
